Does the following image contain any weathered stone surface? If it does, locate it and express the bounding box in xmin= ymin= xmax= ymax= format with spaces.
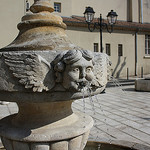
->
xmin=0 ymin=50 xmax=110 ymax=102
xmin=1 ymin=137 xmax=13 ymax=150
xmin=80 ymin=131 xmax=90 ymax=150
xmin=68 ymin=135 xmax=82 ymax=150
xmin=0 ymin=112 xmax=92 ymax=150
xmin=0 ymin=0 xmax=111 ymax=102
xmin=13 ymin=141 xmax=30 ymax=150
xmin=0 ymin=112 xmax=93 ymax=142
xmin=31 ymin=143 xmax=49 ymax=150
xmin=51 ymin=141 xmax=68 ymax=150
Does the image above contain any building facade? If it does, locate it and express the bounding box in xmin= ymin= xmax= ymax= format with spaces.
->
xmin=0 ymin=0 xmax=150 ymax=78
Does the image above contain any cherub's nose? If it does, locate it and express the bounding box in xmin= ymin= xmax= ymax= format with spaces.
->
xmin=80 ymin=69 xmax=86 ymax=78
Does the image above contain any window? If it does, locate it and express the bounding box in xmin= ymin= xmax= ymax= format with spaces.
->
xmin=145 ymin=35 xmax=150 ymax=55
xmin=54 ymin=3 xmax=61 ymax=12
xmin=94 ymin=43 xmax=99 ymax=52
xmin=106 ymin=43 xmax=111 ymax=56
xmin=118 ymin=44 xmax=123 ymax=56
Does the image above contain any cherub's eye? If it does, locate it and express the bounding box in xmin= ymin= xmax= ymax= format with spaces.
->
xmin=73 ymin=68 xmax=79 ymax=72
xmin=86 ymin=67 xmax=92 ymax=73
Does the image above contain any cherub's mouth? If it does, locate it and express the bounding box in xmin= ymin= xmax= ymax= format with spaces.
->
xmin=80 ymin=81 xmax=88 ymax=87
xmin=75 ymin=79 xmax=91 ymax=92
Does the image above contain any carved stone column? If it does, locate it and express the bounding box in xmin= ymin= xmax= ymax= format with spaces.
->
xmin=0 ymin=0 xmax=110 ymax=150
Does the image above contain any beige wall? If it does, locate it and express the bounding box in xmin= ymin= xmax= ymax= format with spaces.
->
xmin=0 ymin=0 xmax=150 ymax=49
xmin=66 ymin=27 xmax=100 ymax=51
xmin=0 ymin=0 xmax=25 ymax=48
xmin=0 ymin=0 xmax=150 ymax=77
xmin=51 ymin=0 xmax=72 ymax=17
xmin=137 ymin=34 xmax=150 ymax=75
xmin=71 ymin=0 xmax=127 ymax=21
xmin=23 ymin=0 xmax=150 ymax=23
xmin=132 ymin=0 xmax=139 ymax=22
xmin=54 ymin=0 xmax=150 ymax=23
xmin=66 ymin=27 xmax=150 ymax=77
xmin=51 ymin=0 xmax=150 ymax=23
xmin=104 ymin=31 xmax=136 ymax=77
xmin=143 ymin=0 xmax=150 ymax=23
xmin=50 ymin=0 xmax=127 ymax=21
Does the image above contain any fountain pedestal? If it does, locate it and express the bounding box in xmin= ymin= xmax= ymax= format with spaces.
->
xmin=0 ymin=0 xmax=110 ymax=149
xmin=0 ymin=102 xmax=93 ymax=150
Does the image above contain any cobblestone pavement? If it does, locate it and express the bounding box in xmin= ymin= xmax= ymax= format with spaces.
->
xmin=72 ymin=85 xmax=150 ymax=148
xmin=0 ymin=85 xmax=150 ymax=149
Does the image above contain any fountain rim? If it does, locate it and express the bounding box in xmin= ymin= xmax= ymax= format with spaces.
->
xmin=0 ymin=86 xmax=105 ymax=102
xmin=0 ymin=112 xmax=93 ymax=142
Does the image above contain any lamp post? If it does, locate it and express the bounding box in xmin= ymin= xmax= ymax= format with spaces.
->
xmin=84 ymin=7 xmax=118 ymax=52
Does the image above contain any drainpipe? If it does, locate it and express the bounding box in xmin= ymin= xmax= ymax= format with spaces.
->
xmin=139 ymin=0 xmax=143 ymax=23
xmin=141 ymin=0 xmax=143 ymax=23
xmin=135 ymin=31 xmax=138 ymax=76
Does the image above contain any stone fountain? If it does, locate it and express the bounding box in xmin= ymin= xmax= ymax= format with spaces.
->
xmin=0 ymin=0 xmax=110 ymax=150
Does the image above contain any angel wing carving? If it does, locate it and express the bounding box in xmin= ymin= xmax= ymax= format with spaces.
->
xmin=3 ymin=53 xmax=55 ymax=92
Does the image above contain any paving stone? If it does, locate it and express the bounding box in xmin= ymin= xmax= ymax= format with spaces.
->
xmin=138 ymin=126 xmax=150 ymax=135
xmin=136 ymin=119 xmax=150 ymax=124
xmin=122 ymin=127 xmax=150 ymax=145
xmin=121 ymin=120 xmax=144 ymax=129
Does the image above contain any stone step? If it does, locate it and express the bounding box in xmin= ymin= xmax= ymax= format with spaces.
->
xmin=106 ymin=79 xmax=135 ymax=87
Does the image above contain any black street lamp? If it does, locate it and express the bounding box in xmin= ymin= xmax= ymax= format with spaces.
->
xmin=84 ymin=7 xmax=118 ymax=52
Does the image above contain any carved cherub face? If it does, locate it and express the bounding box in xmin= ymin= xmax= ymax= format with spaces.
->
xmin=62 ymin=57 xmax=95 ymax=91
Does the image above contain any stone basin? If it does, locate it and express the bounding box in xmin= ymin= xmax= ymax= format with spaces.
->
xmin=0 ymin=0 xmax=111 ymax=150
xmin=135 ymin=78 xmax=150 ymax=92
xmin=0 ymin=50 xmax=109 ymax=103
